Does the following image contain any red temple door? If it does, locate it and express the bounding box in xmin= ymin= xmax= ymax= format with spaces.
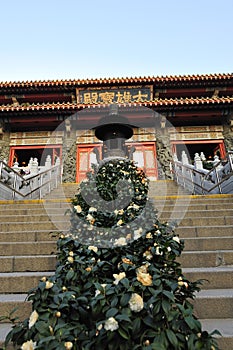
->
xmin=131 ymin=142 xmax=157 ymax=180
xmin=76 ymin=144 xmax=102 ymax=182
xmin=76 ymin=142 xmax=157 ymax=182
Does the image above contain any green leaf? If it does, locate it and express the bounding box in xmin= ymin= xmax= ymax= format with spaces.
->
xmin=185 ymin=315 xmax=197 ymax=330
xmin=161 ymin=299 xmax=171 ymax=314
xmin=35 ymin=321 xmax=50 ymax=335
xmin=143 ymin=315 xmax=156 ymax=328
xmin=132 ymin=317 xmax=141 ymax=334
xmin=115 ymin=314 xmax=131 ymax=322
xmin=166 ymin=329 xmax=178 ymax=347
xmin=66 ymin=269 xmax=75 ymax=281
xmin=106 ymin=308 xmax=118 ymax=318
xmin=151 ymin=344 xmax=167 ymax=350
xmin=120 ymin=293 xmax=130 ymax=307
xmin=162 ymin=290 xmax=175 ymax=302
xmin=118 ymin=327 xmax=129 ymax=340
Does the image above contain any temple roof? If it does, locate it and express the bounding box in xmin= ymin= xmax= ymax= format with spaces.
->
xmin=0 ymin=96 xmax=232 ymax=113
xmin=0 ymin=72 xmax=232 ymax=89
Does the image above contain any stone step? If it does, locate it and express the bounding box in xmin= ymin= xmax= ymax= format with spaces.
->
xmin=0 ymin=265 xmax=232 ymax=294
xmin=201 ymin=318 xmax=233 ymax=349
xmin=0 ymin=221 xmax=70 ymax=232
xmin=0 ymin=272 xmax=51 ymax=293
xmin=0 ymin=242 xmax=56 ymax=256
xmin=0 ymin=207 xmax=70 ymax=216
xmin=0 ymin=294 xmax=30 ymax=321
xmin=0 ymin=324 xmax=15 ymax=350
xmin=159 ymin=208 xmax=233 ymax=219
xmin=154 ymin=201 xmax=233 ymax=211
xmin=1 ymin=213 xmax=232 ymax=227
xmin=0 ymin=255 xmax=56 ymax=272
xmin=4 ymin=286 xmax=233 ymax=316
xmin=0 ymin=246 xmax=233 ymax=272
xmin=153 ymin=197 xmax=233 ymax=206
xmin=183 ymin=266 xmax=233 ymax=289
xmin=184 ymin=236 xmax=233 ymax=251
xmin=178 ymin=250 xmax=233 ymax=268
xmin=178 ymin=216 xmax=233 ymax=226
xmin=0 ymin=213 xmax=70 ymax=223
xmin=1 ymin=206 xmax=233 ymax=220
xmin=176 ymin=225 xmax=233 ymax=238
xmin=0 ymin=288 xmax=232 ymax=326
xmin=194 ymin=289 xmax=233 ymax=319
xmin=0 ymin=230 xmax=60 ymax=242
xmin=0 ymin=201 xmax=70 ymax=210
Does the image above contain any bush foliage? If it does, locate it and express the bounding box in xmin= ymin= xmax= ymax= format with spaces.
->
xmin=3 ymin=159 xmax=219 ymax=350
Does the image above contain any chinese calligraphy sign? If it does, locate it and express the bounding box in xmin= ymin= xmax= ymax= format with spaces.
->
xmin=77 ymin=87 xmax=152 ymax=105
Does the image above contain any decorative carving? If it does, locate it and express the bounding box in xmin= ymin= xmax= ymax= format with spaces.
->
xmin=0 ymin=130 xmax=10 ymax=161
xmin=223 ymin=126 xmax=233 ymax=152
xmin=0 ymin=122 xmax=4 ymax=135
xmin=62 ymin=131 xmax=77 ymax=183
xmin=155 ymin=129 xmax=173 ymax=179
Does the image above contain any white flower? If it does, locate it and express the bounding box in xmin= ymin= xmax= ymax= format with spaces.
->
xmin=86 ymin=214 xmax=94 ymax=222
xmin=74 ymin=205 xmax=82 ymax=213
xmin=146 ymin=232 xmax=153 ymax=239
xmin=45 ymin=281 xmax=54 ymax=289
xmin=28 ymin=310 xmax=38 ymax=329
xmin=95 ymin=290 xmax=101 ymax=297
xmin=104 ymin=317 xmax=119 ymax=331
xmin=155 ymin=229 xmax=161 ymax=234
xmin=89 ymin=207 xmax=97 ymax=212
xmin=143 ymin=250 xmax=153 ymax=260
xmin=167 ymin=247 xmax=171 ymax=252
xmin=155 ymin=246 xmax=163 ymax=256
xmin=178 ymin=277 xmax=188 ymax=288
xmin=88 ymin=245 xmax=98 ymax=253
xmin=113 ymin=272 xmax=126 ymax=285
xmin=117 ymin=219 xmax=123 ymax=226
xmin=67 ymin=256 xmax=74 ymax=263
xmin=21 ymin=340 xmax=36 ymax=350
xmin=129 ymin=293 xmax=144 ymax=312
xmin=134 ymin=228 xmax=143 ymax=240
xmin=114 ymin=237 xmax=127 ymax=246
xmin=64 ymin=341 xmax=73 ymax=349
xmin=97 ymin=324 xmax=103 ymax=331
xmin=95 ymin=283 xmax=107 ymax=296
xmin=173 ymin=236 xmax=180 ymax=243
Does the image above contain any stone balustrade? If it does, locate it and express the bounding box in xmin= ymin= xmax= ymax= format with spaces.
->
xmin=172 ymin=151 xmax=233 ymax=194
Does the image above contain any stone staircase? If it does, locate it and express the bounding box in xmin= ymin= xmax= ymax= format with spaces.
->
xmin=0 ymin=180 xmax=233 ymax=349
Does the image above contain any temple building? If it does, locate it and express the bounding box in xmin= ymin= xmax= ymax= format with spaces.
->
xmin=0 ymin=72 xmax=233 ymax=182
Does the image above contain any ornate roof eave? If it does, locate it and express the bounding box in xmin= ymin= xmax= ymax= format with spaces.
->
xmin=0 ymin=72 xmax=232 ymax=92
xmin=0 ymin=96 xmax=233 ymax=114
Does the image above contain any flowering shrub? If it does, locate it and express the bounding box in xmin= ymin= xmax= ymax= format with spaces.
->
xmin=3 ymin=159 xmax=220 ymax=349
xmin=69 ymin=159 xmax=155 ymax=248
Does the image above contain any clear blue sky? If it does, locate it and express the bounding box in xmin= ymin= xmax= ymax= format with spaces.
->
xmin=0 ymin=0 xmax=232 ymax=82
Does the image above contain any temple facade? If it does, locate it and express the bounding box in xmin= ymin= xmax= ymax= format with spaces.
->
xmin=0 ymin=73 xmax=233 ymax=182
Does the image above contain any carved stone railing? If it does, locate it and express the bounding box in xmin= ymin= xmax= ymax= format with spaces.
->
xmin=171 ymin=151 xmax=233 ymax=195
xmin=0 ymin=157 xmax=62 ymax=200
